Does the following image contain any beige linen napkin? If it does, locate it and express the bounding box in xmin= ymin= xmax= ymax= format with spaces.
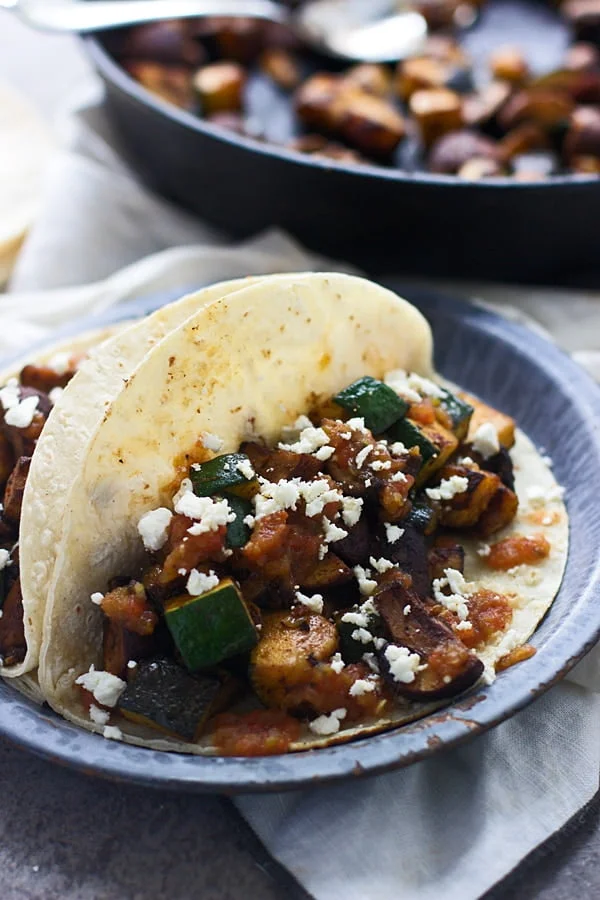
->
xmin=5 ymin=91 xmax=600 ymax=900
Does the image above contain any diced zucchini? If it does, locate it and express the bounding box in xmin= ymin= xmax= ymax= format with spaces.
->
xmin=117 ymin=656 xmax=224 ymax=741
xmin=389 ymin=418 xmax=459 ymax=485
xmin=224 ymin=494 xmax=253 ymax=549
xmin=334 ymin=376 xmax=408 ymax=434
xmin=405 ymin=497 xmax=438 ymax=535
xmin=387 ymin=418 xmax=437 ymax=467
xmin=438 ymin=389 xmax=473 ymax=441
xmin=335 ymin=608 xmax=384 ymax=663
xmin=165 ymin=577 xmax=258 ymax=671
xmin=191 ymin=453 xmax=256 ymax=498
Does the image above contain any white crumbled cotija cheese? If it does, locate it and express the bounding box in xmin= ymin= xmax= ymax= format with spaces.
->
xmin=391 ymin=471 xmax=408 ymax=483
xmin=351 ymin=627 xmax=373 ymax=644
xmin=340 ymin=431 xmax=352 ymax=440
xmin=279 ymin=425 xmax=331 ymax=456
xmin=330 ymin=652 xmax=345 ymax=674
xmin=353 ymin=565 xmax=377 ymax=596
xmin=0 ymin=549 xmax=10 ymax=570
xmin=187 ymin=569 xmax=219 ymax=596
xmin=127 ymin=660 xmax=138 ymax=669
xmin=384 ymin=523 xmax=404 ymax=544
xmin=362 ymin=652 xmax=380 ymax=674
xmin=172 ymin=477 xmax=193 ymax=505
xmin=103 ymin=725 xmax=123 ymax=741
xmin=4 ymin=394 xmax=39 ymax=428
xmin=346 ymin=417 xmax=369 ymax=433
xmin=341 ymin=496 xmax=363 ymax=527
xmin=138 ymin=508 xmax=173 ymax=552
xmin=177 ymin=492 xmax=234 ymax=529
xmin=308 ymin=708 xmax=347 ymax=736
xmin=384 ymin=371 xmax=421 ymax=403
xmin=384 ymin=644 xmax=423 ymax=684
xmin=403 ymin=604 xmax=411 ymax=615
xmin=541 ymin=452 xmax=553 ymax=468
xmin=460 ymin=456 xmax=474 ymax=465
xmin=471 ymin=422 xmax=499 ymax=459
xmin=369 ymin=556 xmax=394 ymax=575
xmin=301 ymin=480 xmax=343 ymax=518
xmin=202 ymin=432 xmax=223 ymax=452
xmin=236 ymin=458 xmax=255 ymax=480
xmin=355 ymin=445 xmax=372 ymax=469
xmin=49 ymin=387 xmax=64 ymax=405
xmin=426 ymin=475 xmax=469 ymax=502
xmin=318 ymin=544 xmax=327 ymax=560
xmin=89 ymin=704 xmax=110 ymax=726
xmin=253 ymin=478 xmax=301 ymax=519
xmin=455 ymin=620 xmax=473 ymax=631
xmin=477 ymin=543 xmax=491 ymax=557
xmin=526 ymin=484 xmax=565 ymax=508
xmin=370 ymin=459 xmax=391 ymax=471
xmin=341 ymin=609 xmax=370 ymax=628
xmin=90 ymin=592 xmax=104 ymax=606
xmin=432 ymin=567 xmax=473 ymax=621
xmin=323 ymin=518 xmax=348 ymax=544
xmin=48 ymin=351 xmax=71 ymax=374
xmin=295 ymin=591 xmax=324 ymax=614
xmin=0 ymin=380 xmax=19 ymax=411
xmin=75 ymin=666 xmax=126 ymax=707
xmin=389 ymin=442 xmax=408 ymax=456
xmin=349 ymin=677 xmax=377 ymax=696
xmin=315 ymin=445 xmax=335 ymax=461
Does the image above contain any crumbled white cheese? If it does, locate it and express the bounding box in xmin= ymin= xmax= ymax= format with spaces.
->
xmin=4 ymin=394 xmax=39 ymax=428
xmin=0 ymin=380 xmax=19 ymax=411
xmin=314 ymin=445 xmax=335 ymax=461
xmin=236 ymin=458 xmax=255 ymax=480
xmin=48 ymin=351 xmax=71 ymax=374
xmin=385 ymin=369 xmax=445 ymax=402
xmin=330 ymin=652 xmax=345 ymax=674
xmin=308 ymin=708 xmax=347 ymax=736
xmin=384 ymin=523 xmax=404 ymax=544
xmin=323 ymin=518 xmax=348 ymax=544
xmin=172 ymin=477 xmax=193 ymax=506
xmin=0 ymin=549 xmax=10 ymax=571
xmin=346 ymin=417 xmax=369 ymax=433
xmin=295 ymin=591 xmax=324 ymax=614
xmin=460 ymin=456 xmax=474 ymax=466
xmin=391 ymin=471 xmax=408 ymax=483
xmin=472 ymin=422 xmax=499 ymax=459
xmin=432 ymin=567 xmax=473 ymax=621
xmin=426 ymin=476 xmax=469 ymax=501
xmin=389 ymin=442 xmax=408 ymax=456
xmin=340 ymin=431 xmax=352 ymax=440
xmin=353 ymin=565 xmax=378 ymax=596
xmin=90 ymin=592 xmax=104 ymax=606
xmin=355 ymin=445 xmax=373 ymax=469
xmin=253 ymin=478 xmax=301 ymax=519
xmin=370 ymin=459 xmax=391 ymax=471
xmin=137 ymin=507 xmax=173 ymax=551
xmin=362 ymin=652 xmax=380 ymax=674
xmin=341 ymin=609 xmax=370 ymax=628
xmin=202 ymin=432 xmax=223 ymax=452
xmin=318 ymin=544 xmax=327 ymax=560
xmin=477 ymin=543 xmax=491 ymax=557
xmin=127 ymin=660 xmax=138 ymax=669
xmin=351 ymin=627 xmax=374 ymax=644
xmin=384 ymin=644 xmax=423 ymax=683
xmin=177 ymin=494 xmax=235 ymax=531
xmin=495 ymin=628 xmax=521 ymax=657
xmin=301 ymin=480 xmax=343 ymax=518
xmin=49 ymin=387 xmax=64 ymax=405
xmin=403 ymin=604 xmax=411 ymax=615
xmin=187 ymin=569 xmax=219 ymax=596
xmin=103 ymin=725 xmax=123 ymax=741
xmin=455 ymin=620 xmax=473 ymax=632
xmin=279 ymin=425 xmax=331 ymax=456
xmin=369 ymin=556 xmax=394 ymax=575
xmin=540 ymin=452 xmax=553 ymax=468
xmin=89 ymin=704 xmax=110 ymax=726
xmin=75 ymin=666 xmax=126 ymax=708
xmin=341 ymin=496 xmax=363 ymax=527
xmin=349 ymin=677 xmax=377 ymax=696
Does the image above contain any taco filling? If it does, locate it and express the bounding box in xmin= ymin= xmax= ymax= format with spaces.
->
xmin=0 ymin=355 xmax=82 ymax=668
xmin=81 ymin=372 xmax=552 ymax=756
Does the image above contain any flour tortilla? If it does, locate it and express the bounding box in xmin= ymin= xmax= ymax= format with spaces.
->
xmin=0 ymin=81 xmax=55 ymax=286
xmin=38 ymin=273 xmax=567 ymax=752
xmin=16 ymin=274 xmax=296 ymax=678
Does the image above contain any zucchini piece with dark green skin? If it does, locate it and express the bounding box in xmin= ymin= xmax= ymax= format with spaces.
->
xmin=438 ymin=389 xmax=474 ymax=441
xmin=387 ymin=418 xmax=438 ymax=466
xmin=387 ymin=418 xmax=458 ymax=484
xmin=334 ymin=376 xmax=408 ymax=434
xmin=224 ymin=494 xmax=253 ymax=549
xmin=190 ymin=453 xmax=256 ymax=498
xmin=117 ymin=657 xmax=225 ymax=741
xmin=165 ymin=577 xmax=259 ymax=671
xmin=335 ymin=607 xmax=384 ymax=662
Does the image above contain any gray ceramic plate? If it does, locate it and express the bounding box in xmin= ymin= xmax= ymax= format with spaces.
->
xmin=1 ymin=286 xmax=598 ymax=793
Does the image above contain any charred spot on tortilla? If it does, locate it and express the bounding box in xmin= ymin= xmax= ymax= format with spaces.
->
xmin=29 ymin=274 xmax=567 ymax=756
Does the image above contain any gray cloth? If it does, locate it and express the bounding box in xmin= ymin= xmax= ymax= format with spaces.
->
xmin=5 ymin=91 xmax=600 ymax=900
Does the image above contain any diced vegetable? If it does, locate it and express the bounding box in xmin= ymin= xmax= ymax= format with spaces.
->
xmin=477 ymin=484 xmax=519 ymax=537
xmin=103 ymin=618 xmax=157 ymax=679
xmin=434 ymin=464 xmax=501 ymax=529
xmin=117 ymin=656 xmax=226 ymax=741
xmin=437 ymin=389 xmax=473 ymax=441
xmin=191 ymin=453 xmax=256 ymax=498
xmin=462 ymin=393 xmax=516 ymax=448
xmin=404 ymin=497 xmax=438 ymax=535
xmin=0 ymin=577 xmax=25 ymax=667
xmin=224 ymin=494 xmax=253 ymax=549
xmin=336 ymin=607 xmax=383 ymax=662
xmin=387 ymin=418 xmax=437 ymax=465
xmin=299 ymin=554 xmax=353 ymax=591
xmin=428 ymin=541 xmax=465 ymax=582
xmin=165 ymin=578 xmax=259 ymax=671
xmin=334 ymin=376 xmax=408 ymax=434
xmin=387 ymin=418 xmax=458 ymax=483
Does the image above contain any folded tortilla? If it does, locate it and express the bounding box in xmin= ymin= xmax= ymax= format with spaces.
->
xmin=36 ymin=273 xmax=568 ymax=751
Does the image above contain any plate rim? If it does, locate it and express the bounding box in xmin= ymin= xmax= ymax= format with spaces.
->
xmin=1 ymin=285 xmax=599 ymax=793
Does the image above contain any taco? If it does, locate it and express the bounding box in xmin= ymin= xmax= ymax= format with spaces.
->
xmin=7 ymin=274 xmax=290 ymax=679
xmin=36 ymin=273 xmax=568 ymax=755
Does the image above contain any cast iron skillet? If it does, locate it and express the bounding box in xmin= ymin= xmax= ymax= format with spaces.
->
xmin=84 ymin=0 xmax=600 ymax=284
xmin=0 ymin=284 xmax=598 ymax=793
